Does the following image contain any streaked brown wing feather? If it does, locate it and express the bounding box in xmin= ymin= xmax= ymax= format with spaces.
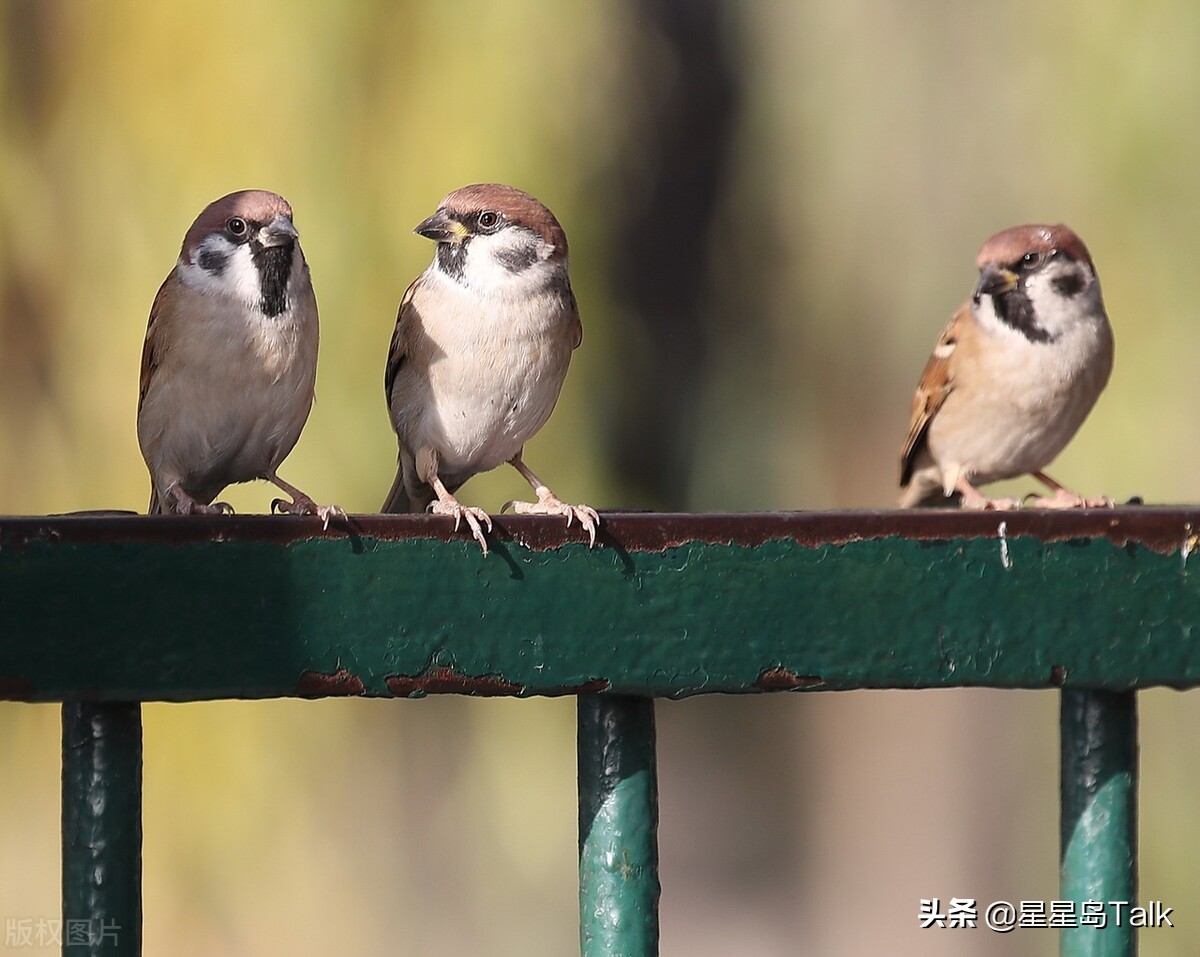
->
xmin=384 ymin=277 xmax=420 ymax=403
xmin=138 ymin=274 xmax=175 ymax=415
xmin=899 ymin=307 xmax=964 ymax=485
xmin=566 ymin=288 xmax=582 ymax=350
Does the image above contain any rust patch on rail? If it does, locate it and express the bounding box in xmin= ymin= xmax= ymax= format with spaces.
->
xmin=386 ymin=665 xmax=524 ymax=698
xmin=2 ymin=506 xmax=1197 ymax=555
xmin=0 ymin=677 xmax=35 ymax=700
xmin=296 ymin=667 xmax=365 ymax=697
xmin=755 ymin=667 xmax=826 ymax=691
xmin=546 ymin=678 xmax=612 ymax=696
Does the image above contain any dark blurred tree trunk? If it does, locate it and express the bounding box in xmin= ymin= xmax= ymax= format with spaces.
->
xmin=609 ymin=0 xmax=741 ymax=510
xmin=607 ymin=7 xmax=814 ymax=952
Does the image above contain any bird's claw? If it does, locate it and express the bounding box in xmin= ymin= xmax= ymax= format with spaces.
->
xmin=960 ymin=494 xmax=1022 ymax=511
xmin=315 ymin=504 xmax=348 ymax=529
xmin=272 ymin=495 xmax=346 ymax=530
xmin=504 ymin=495 xmax=600 ymax=547
xmin=170 ymin=493 xmax=233 ymax=516
xmin=1026 ymin=489 xmax=1115 ymax=509
xmin=428 ymin=500 xmax=493 ymax=554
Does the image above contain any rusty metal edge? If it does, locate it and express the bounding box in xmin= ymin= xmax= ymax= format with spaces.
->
xmin=1 ymin=507 xmax=1198 ymax=554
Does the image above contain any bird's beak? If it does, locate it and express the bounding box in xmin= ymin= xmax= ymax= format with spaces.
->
xmin=974 ymin=264 xmax=1019 ymax=300
xmin=259 ymin=214 xmax=299 ymax=247
xmin=414 ymin=209 xmax=468 ymax=244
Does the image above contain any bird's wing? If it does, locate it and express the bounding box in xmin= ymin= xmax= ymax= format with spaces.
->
xmin=384 ymin=276 xmax=421 ymax=403
xmin=899 ymin=304 xmax=966 ymax=486
xmin=138 ymin=273 xmax=178 ymax=415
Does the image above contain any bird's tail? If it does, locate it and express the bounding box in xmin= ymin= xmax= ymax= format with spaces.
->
xmin=381 ymin=470 xmax=435 ymax=514
xmin=898 ymin=478 xmax=961 ymax=509
xmin=380 ymin=469 xmax=410 ymax=513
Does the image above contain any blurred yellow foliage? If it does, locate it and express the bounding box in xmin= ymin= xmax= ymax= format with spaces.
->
xmin=2 ymin=2 xmax=1199 ymax=955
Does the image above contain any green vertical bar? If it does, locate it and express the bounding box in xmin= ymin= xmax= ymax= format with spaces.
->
xmin=1060 ymin=690 xmax=1137 ymax=957
xmin=578 ymin=695 xmax=660 ymax=957
xmin=63 ymin=702 xmax=143 ymax=957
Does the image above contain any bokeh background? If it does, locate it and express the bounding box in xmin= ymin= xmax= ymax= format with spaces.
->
xmin=1 ymin=1 xmax=1199 ymax=954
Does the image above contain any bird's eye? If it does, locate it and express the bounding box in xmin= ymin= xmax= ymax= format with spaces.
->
xmin=1020 ymin=251 xmax=1042 ymax=270
xmin=477 ymin=211 xmax=502 ymax=232
xmin=226 ymin=217 xmax=248 ymax=238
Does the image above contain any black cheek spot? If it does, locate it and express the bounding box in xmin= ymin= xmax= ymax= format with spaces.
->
xmin=198 ymin=249 xmax=229 ymax=276
xmin=1052 ymin=272 xmax=1085 ymax=298
xmin=494 ymin=243 xmax=539 ymax=273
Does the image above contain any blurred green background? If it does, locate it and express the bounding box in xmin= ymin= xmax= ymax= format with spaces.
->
xmin=2 ymin=1 xmax=1199 ymax=954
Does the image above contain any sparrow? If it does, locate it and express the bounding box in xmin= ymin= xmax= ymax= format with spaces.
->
xmin=382 ymin=183 xmax=598 ymax=554
xmin=899 ymin=223 xmax=1114 ymax=509
xmin=137 ymin=189 xmax=340 ymax=523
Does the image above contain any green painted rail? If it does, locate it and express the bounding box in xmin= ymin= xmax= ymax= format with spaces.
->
xmin=3 ymin=507 xmax=1197 ymax=956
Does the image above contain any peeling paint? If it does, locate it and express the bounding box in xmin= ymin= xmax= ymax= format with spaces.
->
xmin=0 ymin=508 xmax=1197 ymax=556
xmin=0 ymin=677 xmax=35 ymax=700
xmin=998 ymin=521 xmax=1012 ymax=570
xmin=548 ymin=679 xmax=612 ymax=696
xmin=1183 ymin=524 xmax=1197 ymax=569
xmin=386 ymin=666 xmax=524 ymax=698
xmin=296 ymin=667 xmax=365 ymax=697
xmin=755 ymin=667 xmax=826 ymax=691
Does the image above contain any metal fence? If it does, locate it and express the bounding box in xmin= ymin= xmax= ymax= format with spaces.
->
xmin=5 ymin=508 xmax=1195 ymax=957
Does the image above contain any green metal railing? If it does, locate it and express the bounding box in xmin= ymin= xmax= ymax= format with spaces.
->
xmin=3 ymin=508 xmax=1197 ymax=956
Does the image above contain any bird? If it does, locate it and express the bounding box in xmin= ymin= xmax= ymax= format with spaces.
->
xmin=137 ymin=189 xmax=340 ymax=523
xmin=899 ymin=223 xmax=1114 ymax=509
xmin=382 ymin=183 xmax=598 ymax=554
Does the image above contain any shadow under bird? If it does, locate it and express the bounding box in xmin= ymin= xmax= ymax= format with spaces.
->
xmin=382 ymin=183 xmax=598 ymax=554
xmin=137 ymin=189 xmax=340 ymax=523
xmin=899 ymin=224 xmax=1114 ymax=509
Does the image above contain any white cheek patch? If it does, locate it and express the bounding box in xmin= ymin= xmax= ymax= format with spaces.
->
xmin=178 ymin=237 xmax=262 ymax=308
xmin=1025 ymin=265 xmax=1099 ymax=337
xmin=490 ymin=228 xmax=551 ymax=267
xmin=438 ymin=229 xmax=559 ymax=299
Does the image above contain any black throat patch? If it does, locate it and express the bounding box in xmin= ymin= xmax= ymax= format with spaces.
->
xmin=252 ymin=241 xmax=294 ymax=317
xmin=989 ymin=289 xmax=1055 ymax=344
xmin=437 ymin=242 xmax=467 ymax=281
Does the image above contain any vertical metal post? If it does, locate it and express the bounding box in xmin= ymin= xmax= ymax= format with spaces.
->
xmin=577 ymin=695 xmax=659 ymax=957
xmin=63 ymin=702 xmax=142 ymax=957
xmin=1060 ymin=690 xmax=1138 ymax=957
